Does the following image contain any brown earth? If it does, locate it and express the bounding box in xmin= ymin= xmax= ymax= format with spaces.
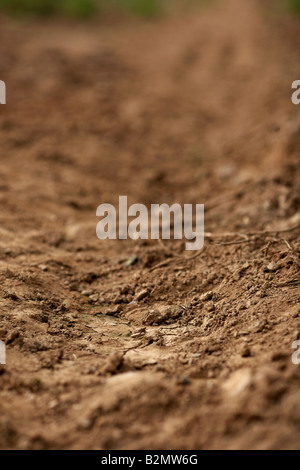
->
xmin=0 ymin=0 xmax=299 ymax=450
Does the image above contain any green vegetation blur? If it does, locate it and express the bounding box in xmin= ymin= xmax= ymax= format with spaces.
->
xmin=289 ymin=0 xmax=300 ymax=13
xmin=0 ymin=0 xmax=166 ymax=17
xmin=0 ymin=0 xmax=299 ymax=18
xmin=0 ymin=0 xmax=96 ymax=17
xmin=0 ymin=0 xmax=212 ymax=18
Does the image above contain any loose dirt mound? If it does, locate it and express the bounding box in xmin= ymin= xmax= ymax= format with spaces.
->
xmin=0 ymin=0 xmax=299 ymax=450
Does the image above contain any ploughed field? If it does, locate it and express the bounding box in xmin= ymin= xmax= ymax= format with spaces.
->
xmin=0 ymin=0 xmax=299 ymax=450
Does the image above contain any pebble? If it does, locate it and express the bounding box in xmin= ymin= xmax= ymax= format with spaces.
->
xmin=38 ymin=264 xmax=48 ymax=272
xmin=136 ymin=289 xmax=148 ymax=301
xmin=82 ymin=290 xmax=92 ymax=296
xmin=200 ymin=291 xmax=214 ymax=302
xmin=267 ymin=262 xmax=277 ymax=272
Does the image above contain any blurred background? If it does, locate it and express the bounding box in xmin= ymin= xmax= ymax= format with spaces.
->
xmin=0 ymin=0 xmax=298 ymax=17
xmin=0 ymin=0 xmax=299 ymax=17
xmin=0 ymin=0 xmax=214 ymax=17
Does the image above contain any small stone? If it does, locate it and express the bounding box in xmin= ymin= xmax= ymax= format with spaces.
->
xmin=200 ymin=291 xmax=214 ymax=302
xmin=81 ymin=290 xmax=92 ymax=296
xmin=239 ymin=262 xmax=250 ymax=273
xmin=77 ymin=417 xmax=93 ymax=430
xmin=267 ymin=262 xmax=277 ymax=272
xmin=143 ymin=309 xmax=164 ymax=325
xmin=136 ymin=289 xmax=148 ymax=301
xmin=241 ymin=345 xmax=251 ymax=358
xmin=223 ymin=369 xmax=252 ymax=397
xmin=132 ymin=327 xmax=146 ymax=339
xmin=106 ymin=305 xmax=122 ymax=316
xmin=38 ymin=264 xmax=48 ymax=272
xmin=206 ymin=302 xmax=215 ymax=312
xmin=6 ymin=329 xmax=20 ymax=344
